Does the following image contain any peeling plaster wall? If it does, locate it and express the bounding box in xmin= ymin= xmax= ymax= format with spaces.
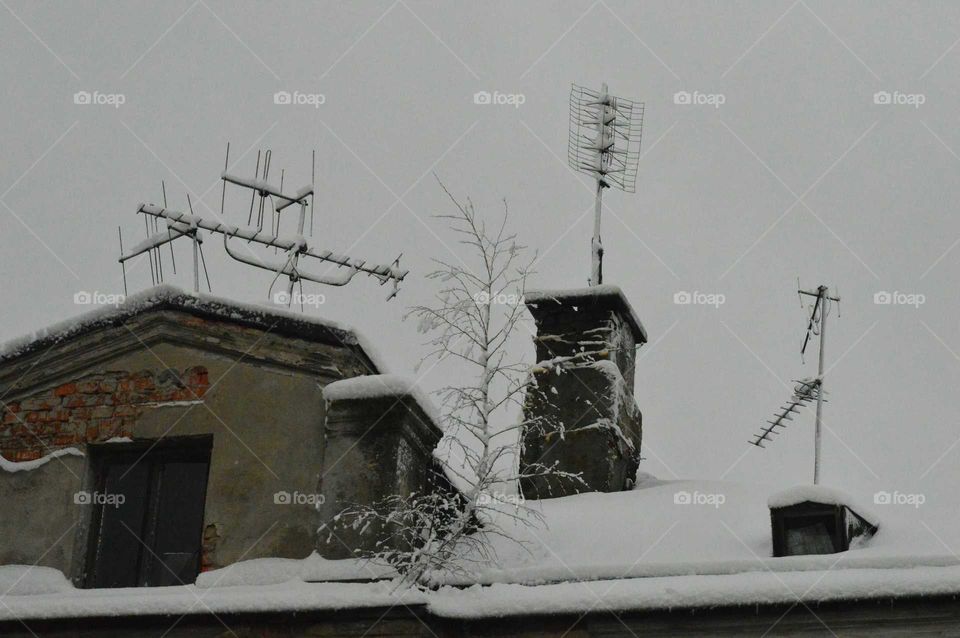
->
xmin=0 ymin=310 xmax=376 ymax=583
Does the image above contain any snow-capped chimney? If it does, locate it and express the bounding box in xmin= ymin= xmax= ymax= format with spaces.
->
xmin=519 ymin=285 xmax=646 ymax=499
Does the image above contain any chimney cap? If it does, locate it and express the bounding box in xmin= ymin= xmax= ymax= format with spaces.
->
xmin=524 ymin=285 xmax=647 ymax=343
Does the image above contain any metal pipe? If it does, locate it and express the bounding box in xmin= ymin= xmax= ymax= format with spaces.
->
xmin=814 ymin=286 xmax=827 ymax=485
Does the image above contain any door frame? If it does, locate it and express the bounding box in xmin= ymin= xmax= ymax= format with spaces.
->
xmin=82 ymin=435 xmax=213 ymax=588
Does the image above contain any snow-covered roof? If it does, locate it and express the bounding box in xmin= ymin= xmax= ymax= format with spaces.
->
xmin=445 ymin=477 xmax=945 ymax=586
xmin=6 ymin=477 xmax=960 ymax=621
xmin=322 ymin=374 xmax=440 ymax=424
xmin=0 ymin=285 xmax=387 ymax=372
xmin=524 ymin=284 xmax=647 ymax=342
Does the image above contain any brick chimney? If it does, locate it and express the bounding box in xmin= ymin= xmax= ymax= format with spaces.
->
xmin=519 ymin=285 xmax=646 ymax=499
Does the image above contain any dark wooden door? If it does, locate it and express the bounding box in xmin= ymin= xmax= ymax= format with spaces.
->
xmin=86 ymin=437 xmax=211 ymax=588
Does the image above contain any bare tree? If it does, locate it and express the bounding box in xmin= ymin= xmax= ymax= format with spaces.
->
xmin=322 ymin=181 xmax=582 ymax=587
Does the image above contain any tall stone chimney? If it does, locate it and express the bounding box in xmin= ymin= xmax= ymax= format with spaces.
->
xmin=519 ymin=285 xmax=646 ymax=499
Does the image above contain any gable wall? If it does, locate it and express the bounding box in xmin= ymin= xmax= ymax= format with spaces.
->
xmin=0 ymin=311 xmax=375 ymax=584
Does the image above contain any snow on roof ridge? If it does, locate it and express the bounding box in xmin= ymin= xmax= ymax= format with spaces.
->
xmin=323 ymin=374 xmax=440 ymax=424
xmin=0 ymin=285 xmax=388 ymax=372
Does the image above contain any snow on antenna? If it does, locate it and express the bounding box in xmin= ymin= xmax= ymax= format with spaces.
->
xmin=749 ymin=283 xmax=841 ymax=485
xmin=118 ymin=146 xmax=408 ymax=303
xmin=568 ymin=82 xmax=644 ymax=285
xmin=118 ymin=182 xmax=208 ymax=295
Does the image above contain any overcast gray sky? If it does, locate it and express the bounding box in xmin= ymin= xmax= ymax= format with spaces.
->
xmin=2 ymin=0 xmax=960 ymax=508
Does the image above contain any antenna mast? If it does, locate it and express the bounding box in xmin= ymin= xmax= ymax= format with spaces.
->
xmin=749 ymin=283 xmax=840 ymax=485
xmin=568 ymin=83 xmax=644 ymax=285
xmin=118 ymin=147 xmax=408 ymax=303
xmin=799 ymin=284 xmax=840 ymax=484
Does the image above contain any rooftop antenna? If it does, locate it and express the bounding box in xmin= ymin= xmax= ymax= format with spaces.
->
xmin=749 ymin=283 xmax=841 ymax=485
xmin=118 ymin=191 xmax=204 ymax=292
xmin=119 ymin=148 xmax=408 ymax=304
xmin=568 ymin=82 xmax=644 ymax=285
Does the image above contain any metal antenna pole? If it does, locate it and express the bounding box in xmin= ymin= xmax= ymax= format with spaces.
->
xmin=749 ymin=283 xmax=840 ymax=482
xmin=187 ymin=193 xmax=199 ymax=293
xmin=590 ymin=83 xmax=610 ymax=286
xmin=118 ymin=226 xmax=127 ymax=295
xmin=813 ymin=285 xmax=827 ymax=484
xmin=568 ymin=82 xmax=643 ymax=286
xmin=590 ymin=82 xmax=613 ymax=286
xmin=797 ymin=283 xmax=838 ymax=483
xmin=162 ymin=181 xmax=176 ymax=274
xmin=592 ymin=179 xmax=604 ymax=286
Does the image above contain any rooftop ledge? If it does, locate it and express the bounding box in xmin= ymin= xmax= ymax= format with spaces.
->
xmin=0 ymin=284 xmax=387 ymax=372
xmin=322 ymin=374 xmax=440 ymax=425
xmin=524 ymin=285 xmax=647 ymax=343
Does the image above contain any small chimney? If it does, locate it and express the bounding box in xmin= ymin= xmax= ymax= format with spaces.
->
xmin=519 ymin=285 xmax=646 ymax=499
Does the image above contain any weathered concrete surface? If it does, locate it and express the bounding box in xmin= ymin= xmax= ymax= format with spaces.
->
xmin=0 ymin=454 xmax=85 ymax=571
xmin=0 ymin=300 xmax=379 ymax=585
xmin=318 ymin=393 xmax=444 ymax=559
xmin=520 ymin=288 xmax=645 ymax=499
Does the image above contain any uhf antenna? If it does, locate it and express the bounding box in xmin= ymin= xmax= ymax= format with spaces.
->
xmin=749 ymin=283 xmax=840 ymax=485
xmin=568 ymin=83 xmax=644 ymax=285
xmin=118 ymin=146 xmax=408 ymax=303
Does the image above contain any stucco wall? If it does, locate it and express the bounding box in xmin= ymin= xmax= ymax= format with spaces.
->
xmin=0 ymin=309 xmax=374 ymax=584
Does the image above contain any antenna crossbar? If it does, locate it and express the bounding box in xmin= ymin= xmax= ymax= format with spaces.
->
xmin=132 ymin=204 xmax=408 ymax=288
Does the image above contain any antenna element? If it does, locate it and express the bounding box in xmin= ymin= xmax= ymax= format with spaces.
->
xmin=568 ymin=83 xmax=644 ymax=285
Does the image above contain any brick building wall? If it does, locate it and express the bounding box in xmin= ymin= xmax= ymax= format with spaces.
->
xmin=0 ymin=367 xmax=209 ymax=462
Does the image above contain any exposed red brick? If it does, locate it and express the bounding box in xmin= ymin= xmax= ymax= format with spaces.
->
xmin=52 ymin=434 xmax=77 ymax=446
xmin=11 ymin=449 xmax=42 ymax=462
xmin=3 ymin=366 xmax=209 ymax=458
xmin=110 ymin=392 xmax=134 ymax=406
xmin=63 ymin=395 xmax=86 ymax=409
xmin=131 ymin=373 xmax=154 ymax=392
xmin=53 ymin=383 xmax=77 ymax=397
xmin=185 ymin=366 xmax=210 ymax=388
xmin=20 ymin=398 xmax=53 ymax=411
